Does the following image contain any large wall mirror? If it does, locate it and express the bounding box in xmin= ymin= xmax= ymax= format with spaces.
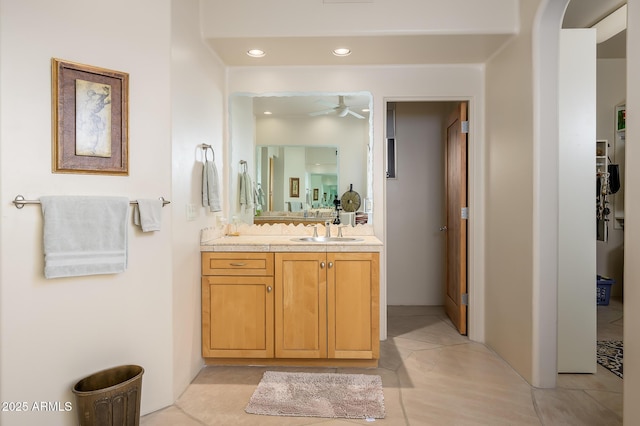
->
xmin=229 ymin=92 xmax=373 ymax=224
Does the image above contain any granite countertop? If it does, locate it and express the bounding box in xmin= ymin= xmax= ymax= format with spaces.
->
xmin=200 ymin=223 xmax=382 ymax=252
xmin=200 ymin=234 xmax=383 ymax=253
xmin=254 ymin=216 xmax=328 ymax=222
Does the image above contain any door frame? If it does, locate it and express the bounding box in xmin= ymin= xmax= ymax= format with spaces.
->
xmin=382 ymin=96 xmax=484 ymax=343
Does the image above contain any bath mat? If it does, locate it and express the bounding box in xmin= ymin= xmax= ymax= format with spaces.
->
xmin=597 ymin=340 xmax=623 ymax=379
xmin=245 ymin=371 xmax=386 ymax=419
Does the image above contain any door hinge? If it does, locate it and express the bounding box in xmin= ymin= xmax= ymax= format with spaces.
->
xmin=461 ymin=207 xmax=469 ymax=219
xmin=461 ymin=293 xmax=469 ymax=305
xmin=461 ymin=120 xmax=469 ymax=134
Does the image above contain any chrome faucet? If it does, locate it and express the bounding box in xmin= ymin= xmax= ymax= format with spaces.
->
xmin=307 ymin=224 xmax=319 ymax=238
xmin=325 ymin=220 xmax=332 ymax=238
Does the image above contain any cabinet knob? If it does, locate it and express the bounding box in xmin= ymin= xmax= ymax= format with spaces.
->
xmin=320 ymin=262 xmax=326 ymax=269
xmin=267 ymin=286 xmax=272 ymax=293
xmin=328 ymin=262 xmax=333 ymax=268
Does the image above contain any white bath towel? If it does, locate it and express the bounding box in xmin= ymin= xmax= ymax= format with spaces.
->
xmin=202 ymin=159 xmax=221 ymax=212
xmin=40 ymin=196 xmax=129 ymax=279
xmin=134 ymin=199 xmax=163 ymax=232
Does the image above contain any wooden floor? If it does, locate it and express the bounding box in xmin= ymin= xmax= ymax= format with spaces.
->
xmin=142 ymin=299 xmax=623 ymax=425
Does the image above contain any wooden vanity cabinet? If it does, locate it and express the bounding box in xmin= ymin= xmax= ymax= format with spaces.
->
xmin=201 ymin=252 xmax=274 ymax=358
xmin=275 ymin=252 xmax=380 ymax=360
xmin=201 ymin=250 xmax=379 ymax=364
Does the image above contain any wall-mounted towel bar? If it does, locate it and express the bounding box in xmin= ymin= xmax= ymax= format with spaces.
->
xmin=12 ymin=195 xmax=171 ymax=209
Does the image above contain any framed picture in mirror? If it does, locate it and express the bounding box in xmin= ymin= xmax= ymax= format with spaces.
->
xmin=313 ymin=188 xmax=319 ymax=201
xmin=290 ymin=177 xmax=300 ymax=197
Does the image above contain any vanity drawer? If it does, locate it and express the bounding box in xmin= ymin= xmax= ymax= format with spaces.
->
xmin=202 ymin=252 xmax=274 ymax=276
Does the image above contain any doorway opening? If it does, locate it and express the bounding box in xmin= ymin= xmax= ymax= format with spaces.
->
xmin=385 ymin=100 xmax=469 ymax=335
xmin=558 ymin=0 xmax=626 ymax=375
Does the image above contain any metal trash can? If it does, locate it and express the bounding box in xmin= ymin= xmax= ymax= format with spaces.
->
xmin=72 ymin=365 xmax=144 ymax=426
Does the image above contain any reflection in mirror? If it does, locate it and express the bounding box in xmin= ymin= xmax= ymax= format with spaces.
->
xmin=229 ymin=92 xmax=373 ymax=225
xmin=256 ymin=146 xmax=338 ymax=213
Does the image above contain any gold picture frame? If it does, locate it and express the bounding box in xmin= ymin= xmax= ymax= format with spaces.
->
xmin=52 ymin=58 xmax=129 ymax=175
xmin=289 ymin=177 xmax=300 ymax=198
xmin=313 ymin=188 xmax=319 ymax=201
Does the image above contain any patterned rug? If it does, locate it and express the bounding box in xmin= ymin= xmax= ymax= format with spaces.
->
xmin=597 ymin=340 xmax=623 ymax=379
xmin=245 ymin=371 xmax=386 ymax=419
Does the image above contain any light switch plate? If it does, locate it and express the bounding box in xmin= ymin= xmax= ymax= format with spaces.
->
xmin=186 ymin=203 xmax=198 ymax=221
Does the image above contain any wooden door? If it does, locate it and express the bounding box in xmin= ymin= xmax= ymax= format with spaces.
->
xmin=275 ymin=253 xmax=327 ymax=358
xmin=268 ymin=157 xmax=274 ymax=211
xmin=202 ymin=275 xmax=274 ymax=358
xmin=444 ymin=102 xmax=468 ymax=334
xmin=327 ymin=252 xmax=380 ymax=359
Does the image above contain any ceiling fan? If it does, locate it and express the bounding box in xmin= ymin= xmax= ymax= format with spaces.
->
xmin=309 ymin=96 xmax=365 ymax=119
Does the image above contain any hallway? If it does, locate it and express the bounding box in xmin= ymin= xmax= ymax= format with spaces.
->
xmin=142 ymin=301 xmax=623 ymax=425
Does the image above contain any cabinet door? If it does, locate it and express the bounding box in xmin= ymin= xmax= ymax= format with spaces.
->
xmin=327 ymin=252 xmax=380 ymax=359
xmin=275 ymin=253 xmax=327 ymax=358
xmin=202 ymin=276 xmax=274 ymax=358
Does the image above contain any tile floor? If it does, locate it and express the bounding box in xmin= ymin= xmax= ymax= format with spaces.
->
xmin=142 ymin=298 xmax=623 ymax=425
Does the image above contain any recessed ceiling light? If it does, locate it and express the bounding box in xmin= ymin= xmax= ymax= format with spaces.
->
xmin=263 ymin=111 xmax=272 ymax=115
xmin=332 ymin=48 xmax=351 ymax=57
xmin=247 ymin=49 xmax=266 ymax=58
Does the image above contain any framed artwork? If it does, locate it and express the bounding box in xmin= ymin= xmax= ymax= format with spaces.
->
xmin=52 ymin=58 xmax=129 ymax=175
xmin=289 ymin=177 xmax=300 ymax=198
xmin=616 ymin=103 xmax=626 ymax=132
xmin=313 ymin=188 xmax=319 ymax=201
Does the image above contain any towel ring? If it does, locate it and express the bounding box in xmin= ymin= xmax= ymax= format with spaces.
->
xmin=202 ymin=145 xmax=214 ymax=162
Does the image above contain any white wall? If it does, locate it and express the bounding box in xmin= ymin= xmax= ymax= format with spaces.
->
xmin=596 ymin=58 xmax=626 ymax=297
xmin=484 ymin=0 xmax=541 ymax=384
xmin=387 ymin=102 xmax=451 ymax=305
xmin=0 ymin=0 xmax=174 ymax=424
xmin=557 ymin=29 xmax=597 ymax=373
xmin=170 ymin=0 xmax=226 ymax=401
xmin=229 ymin=95 xmax=256 ymax=223
xmin=624 ymin=0 xmax=640 ymax=421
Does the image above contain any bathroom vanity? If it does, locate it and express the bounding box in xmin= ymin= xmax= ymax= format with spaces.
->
xmin=200 ymin=231 xmax=381 ymax=367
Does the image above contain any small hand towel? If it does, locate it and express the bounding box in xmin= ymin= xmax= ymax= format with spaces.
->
xmin=134 ymin=199 xmax=163 ymax=232
xmin=202 ymin=159 xmax=221 ymax=212
xmin=239 ymin=171 xmax=254 ymax=208
xmin=40 ymin=196 xmax=129 ymax=279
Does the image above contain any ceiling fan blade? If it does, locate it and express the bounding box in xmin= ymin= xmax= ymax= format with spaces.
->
xmin=347 ymin=110 xmax=365 ymax=119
